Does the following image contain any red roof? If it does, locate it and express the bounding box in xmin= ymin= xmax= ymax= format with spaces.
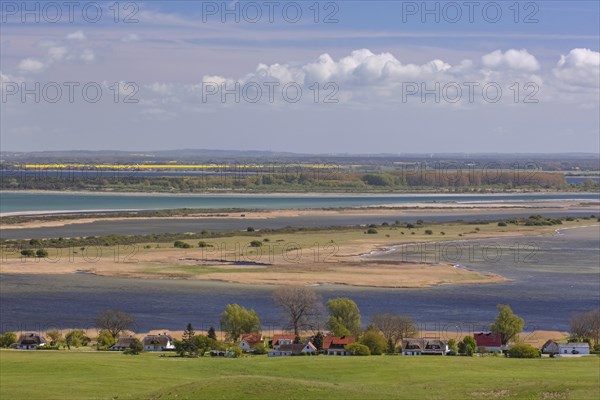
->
xmin=474 ymin=332 xmax=502 ymax=347
xmin=241 ymin=333 xmax=263 ymax=346
xmin=323 ymin=336 xmax=356 ymax=349
xmin=271 ymin=334 xmax=295 ymax=346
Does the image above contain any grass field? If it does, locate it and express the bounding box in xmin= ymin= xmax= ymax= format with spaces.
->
xmin=1 ymin=350 xmax=598 ymax=400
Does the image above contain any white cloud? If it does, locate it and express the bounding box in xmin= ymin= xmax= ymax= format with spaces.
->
xmin=553 ymin=48 xmax=600 ymax=89
xmin=481 ymin=49 xmax=540 ymax=72
xmin=80 ymin=49 xmax=95 ymax=62
xmin=66 ymin=30 xmax=87 ymax=41
xmin=18 ymin=58 xmax=45 ymax=74
xmin=48 ymin=46 xmax=68 ymax=61
xmin=121 ymin=33 xmax=140 ymax=42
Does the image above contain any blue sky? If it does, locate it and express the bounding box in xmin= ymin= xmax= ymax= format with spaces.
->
xmin=1 ymin=1 xmax=599 ymax=153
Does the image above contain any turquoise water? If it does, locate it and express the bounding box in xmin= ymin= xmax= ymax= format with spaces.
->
xmin=1 ymin=191 xmax=599 ymax=214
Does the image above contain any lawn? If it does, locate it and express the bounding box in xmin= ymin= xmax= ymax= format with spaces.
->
xmin=1 ymin=350 xmax=598 ymax=400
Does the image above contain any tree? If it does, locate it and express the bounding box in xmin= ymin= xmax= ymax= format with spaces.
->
xmin=21 ymin=249 xmax=35 ymax=257
xmin=326 ymin=298 xmax=361 ymax=338
xmin=345 ymin=342 xmax=371 ymax=356
xmin=273 ymin=287 xmax=322 ymax=337
xmin=458 ymin=336 xmax=477 ymax=356
xmin=36 ymin=249 xmax=48 ymax=258
xmin=96 ymin=329 xmax=115 ymax=349
xmin=371 ymin=313 xmax=418 ymax=351
xmin=47 ymin=330 xmax=62 ymax=346
xmin=180 ymin=323 xmax=198 ymax=356
xmin=65 ymin=329 xmax=90 ymax=348
xmin=0 ymin=332 xmax=17 ymax=348
xmin=359 ymin=330 xmax=388 ymax=355
xmin=193 ymin=335 xmax=215 ymax=356
xmin=95 ymin=309 xmax=135 ymax=340
xmin=207 ymin=326 xmax=217 ymax=341
xmin=124 ymin=338 xmax=143 ymax=355
xmin=312 ymin=331 xmax=324 ymax=351
xmin=220 ymin=304 xmax=260 ymax=342
xmin=570 ymin=309 xmax=600 ymax=346
xmin=448 ymin=339 xmax=458 ymax=353
xmin=507 ymin=343 xmax=540 ymax=358
xmin=491 ymin=304 xmax=524 ymax=345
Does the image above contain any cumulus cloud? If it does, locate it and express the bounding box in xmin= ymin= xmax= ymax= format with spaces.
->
xmin=18 ymin=58 xmax=45 ymax=74
xmin=481 ymin=49 xmax=540 ymax=72
xmin=553 ymin=48 xmax=600 ymax=89
xmin=66 ymin=30 xmax=87 ymax=41
xmin=80 ymin=49 xmax=95 ymax=62
xmin=121 ymin=33 xmax=140 ymax=42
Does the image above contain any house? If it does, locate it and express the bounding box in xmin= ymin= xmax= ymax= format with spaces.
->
xmin=541 ymin=340 xmax=560 ymax=356
xmin=270 ymin=334 xmax=295 ymax=348
xmin=557 ymin=342 xmax=590 ymax=356
xmin=142 ymin=334 xmax=175 ymax=351
xmin=110 ymin=336 xmax=138 ymax=351
xmin=239 ymin=333 xmax=263 ymax=352
xmin=323 ymin=336 xmax=355 ymax=356
xmin=268 ymin=342 xmax=317 ymax=357
xmin=402 ymin=338 xmax=448 ymax=356
xmin=15 ymin=333 xmax=46 ymax=350
xmin=474 ymin=332 xmax=505 ymax=352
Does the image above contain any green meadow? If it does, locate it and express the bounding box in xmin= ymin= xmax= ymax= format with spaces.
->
xmin=1 ymin=350 xmax=598 ymax=400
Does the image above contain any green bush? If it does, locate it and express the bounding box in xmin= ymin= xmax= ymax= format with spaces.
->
xmin=198 ymin=241 xmax=212 ymax=248
xmin=498 ymin=222 xmax=507 ymax=227
xmin=0 ymin=332 xmax=17 ymax=348
xmin=174 ymin=240 xmax=191 ymax=249
xmin=359 ymin=331 xmax=388 ymax=355
xmin=123 ymin=339 xmax=143 ymax=355
xmin=507 ymin=343 xmax=540 ymax=358
xmin=424 ymin=230 xmax=433 ymax=235
xmin=20 ymin=249 xmax=35 ymax=257
xmin=367 ymin=228 xmax=378 ymax=234
xmin=250 ymin=240 xmax=263 ymax=247
xmin=345 ymin=343 xmax=371 ymax=356
xmin=36 ymin=249 xmax=48 ymax=258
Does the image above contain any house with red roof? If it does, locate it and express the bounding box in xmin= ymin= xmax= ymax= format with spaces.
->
xmin=322 ymin=336 xmax=355 ymax=356
xmin=474 ymin=332 xmax=504 ymax=352
xmin=239 ymin=333 xmax=263 ymax=353
xmin=268 ymin=342 xmax=317 ymax=357
xmin=270 ymin=334 xmax=295 ymax=348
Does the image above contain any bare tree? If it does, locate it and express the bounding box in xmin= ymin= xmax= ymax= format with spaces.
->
xmin=371 ymin=313 xmax=418 ymax=349
xmin=570 ymin=309 xmax=600 ymax=346
xmin=273 ymin=287 xmax=323 ymax=336
xmin=95 ymin=309 xmax=135 ymax=339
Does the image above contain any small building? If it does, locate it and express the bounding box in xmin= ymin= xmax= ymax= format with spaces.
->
xmin=239 ymin=333 xmax=263 ymax=353
xmin=15 ymin=333 xmax=46 ymax=350
xmin=541 ymin=340 xmax=560 ymax=356
xmin=268 ymin=342 xmax=317 ymax=357
xmin=402 ymin=338 xmax=448 ymax=356
xmin=110 ymin=336 xmax=138 ymax=351
xmin=474 ymin=332 xmax=504 ymax=352
xmin=270 ymin=334 xmax=296 ymax=348
xmin=557 ymin=342 xmax=590 ymax=356
xmin=142 ymin=334 xmax=175 ymax=351
xmin=323 ymin=336 xmax=355 ymax=356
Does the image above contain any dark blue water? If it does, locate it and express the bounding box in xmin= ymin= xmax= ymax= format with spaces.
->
xmin=1 ymin=227 xmax=598 ymax=333
xmin=1 ymin=191 xmax=599 ymax=214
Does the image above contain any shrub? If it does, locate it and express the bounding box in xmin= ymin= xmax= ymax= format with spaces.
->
xmin=123 ymin=339 xmax=143 ymax=355
xmin=498 ymin=222 xmax=507 ymax=227
xmin=507 ymin=343 xmax=540 ymax=358
xmin=424 ymin=230 xmax=433 ymax=235
xmin=227 ymin=346 xmax=243 ymax=358
xmin=0 ymin=332 xmax=17 ymax=348
xmin=174 ymin=240 xmax=191 ymax=249
xmin=345 ymin=343 xmax=371 ymax=356
xmin=36 ymin=249 xmax=48 ymax=258
xmin=367 ymin=228 xmax=378 ymax=234
xmin=250 ymin=240 xmax=263 ymax=247
xmin=359 ymin=331 xmax=388 ymax=355
xmin=20 ymin=249 xmax=35 ymax=257
xmin=253 ymin=342 xmax=268 ymax=354
xmin=246 ymin=227 xmax=255 ymax=232
xmin=198 ymin=241 xmax=212 ymax=248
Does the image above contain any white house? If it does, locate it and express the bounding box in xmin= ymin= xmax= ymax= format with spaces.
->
xmin=268 ymin=342 xmax=317 ymax=357
xmin=541 ymin=340 xmax=560 ymax=355
xmin=15 ymin=333 xmax=46 ymax=350
xmin=557 ymin=342 xmax=590 ymax=356
xmin=239 ymin=333 xmax=263 ymax=353
xmin=402 ymin=338 xmax=448 ymax=356
xmin=142 ymin=334 xmax=175 ymax=351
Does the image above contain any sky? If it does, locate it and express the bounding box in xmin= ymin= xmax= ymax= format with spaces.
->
xmin=0 ymin=0 xmax=599 ymax=154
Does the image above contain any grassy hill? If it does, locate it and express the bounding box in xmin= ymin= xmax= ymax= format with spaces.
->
xmin=1 ymin=350 xmax=598 ymax=399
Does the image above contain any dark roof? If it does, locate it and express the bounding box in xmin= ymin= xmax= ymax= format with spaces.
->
xmin=474 ymin=332 xmax=502 ymax=347
xmin=112 ymin=337 xmax=138 ymax=348
xmin=17 ymin=333 xmax=46 ymax=346
xmin=143 ymin=334 xmax=173 ymax=346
